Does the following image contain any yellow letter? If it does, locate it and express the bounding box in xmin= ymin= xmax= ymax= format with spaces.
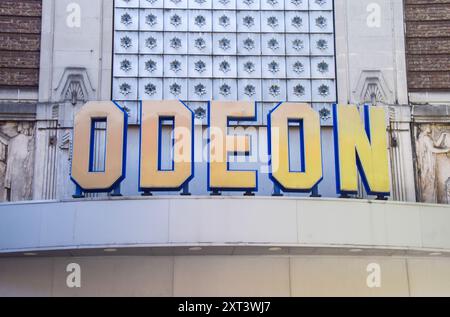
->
xmin=268 ymin=103 xmax=323 ymax=192
xmin=71 ymin=101 xmax=127 ymax=191
xmin=140 ymin=100 xmax=193 ymax=191
xmin=333 ymin=105 xmax=390 ymax=196
xmin=208 ymin=101 xmax=257 ymax=191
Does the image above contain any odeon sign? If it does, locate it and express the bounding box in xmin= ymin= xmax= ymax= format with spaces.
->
xmin=70 ymin=100 xmax=390 ymax=199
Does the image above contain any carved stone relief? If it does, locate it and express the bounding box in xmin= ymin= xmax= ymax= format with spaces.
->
xmin=0 ymin=122 xmax=35 ymax=202
xmin=446 ymin=178 xmax=450 ymax=204
xmin=54 ymin=67 xmax=96 ymax=104
xmin=415 ymin=124 xmax=450 ymax=204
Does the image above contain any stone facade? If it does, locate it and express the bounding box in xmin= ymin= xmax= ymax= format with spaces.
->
xmin=0 ymin=0 xmax=448 ymax=204
xmin=0 ymin=0 xmax=41 ymax=202
xmin=404 ymin=0 xmax=450 ymax=204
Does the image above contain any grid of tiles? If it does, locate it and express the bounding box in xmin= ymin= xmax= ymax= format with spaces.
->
xmin=113 ymin=0 xmax=336 ymax=104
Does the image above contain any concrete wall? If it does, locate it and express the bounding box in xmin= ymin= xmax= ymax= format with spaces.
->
xmin=1 ymin=255 xmax=450 ymax=297
xmin=1 ymin=197 xmax=448 ymax=296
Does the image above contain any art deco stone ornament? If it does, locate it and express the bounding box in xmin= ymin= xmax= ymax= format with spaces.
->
xmin=170 ymin=83 xmax=182 ymax=96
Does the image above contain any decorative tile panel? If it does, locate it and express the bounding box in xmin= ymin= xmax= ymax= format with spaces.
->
xmin=113 ymin=0 xmax=337 ymax=115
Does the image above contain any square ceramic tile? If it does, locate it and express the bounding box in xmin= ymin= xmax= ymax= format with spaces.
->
xmin=164 ymin=78 xmax=188 ymax=100
xmin=139 ymin=78 xmax=163 ymax=100
xmin=115 ymin=8 xmax=140 ymax=31
xmin=139 ymin=54 xmax=164 ymax=77
xmin=188 ymin=0 xmax=212 ymax=9
xmin=115 ymin=31 xmax=139 ymax=54
xmin=116 ymin=0 xmax=140 ymax=8
xmin=139 ymin=9 xmax=164 ymax=31
xmin=188 ymin=33 xmax=213 ymax=55
xmin=309 ymin=0 xmax=333 ymax=11
xmin=188 ymin=78 xmax=213 ymax=101
xmin=164 ymin=55 xmax=188 ymax=77
xmin=213 ymin=79 xmax=238 ymax=101
xmin=114 ymin=54 xmax=139 ymax=77
xmin=139 ymin=0 xmax=163 ymax=8
xmin=139 ymin=32 xmax=164 ymax=54
xmin=188 ymin=10 xmax=213 ymax=32
xmin=188 ymin=55 xmax=213 ymax=78
xmin=164 ymin=0 xmax=188 ymax=9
